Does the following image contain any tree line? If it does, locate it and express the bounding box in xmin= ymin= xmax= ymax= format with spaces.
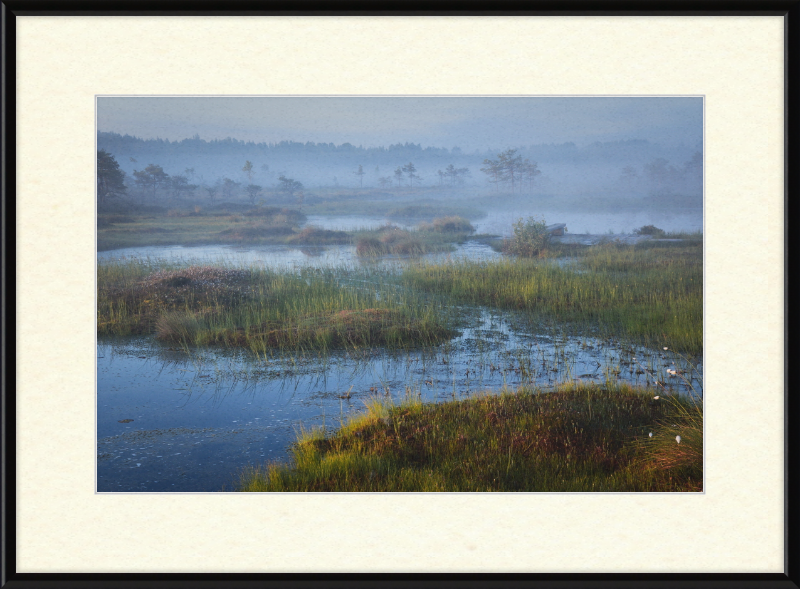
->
xmin=97 ymin=151 xmax=307 ymax=209
xmin=98 ymin=149 xmax=491 ymax=210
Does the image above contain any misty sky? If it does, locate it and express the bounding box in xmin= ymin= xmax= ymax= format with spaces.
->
xmin=97 ymin=97 xmax=703 ymax=152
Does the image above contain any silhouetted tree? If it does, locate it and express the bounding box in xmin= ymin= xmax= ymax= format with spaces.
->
xmin=278 ymin=175 xmax=303 ymax=198
xmin=221 ymin=177 xmax=240 ymax=201
xmin=402 ymin=162 xmax=418 ymax=188
xmin=354 ymin=164 xmax=365 ymax=188
xmin=497 ymin=149 xmax=524 ymax=192
xmin=245 ymin=184 xmax=262 ymax=205
xmin=480 ymin=158 xmax=503 ymax=192
xmin=132 ymin=163 xmax=169 ymax=201
xmin=204 ymin=182 xmax=220 ymax=203
xmin=445 ymin=164 xmax=470 ymax=186
xmin=521 ymin=159 xmax=540 ymax=191
xmin=243 ymin=160 xmax=254 ymax=183
xmin=169 ymin=175 xmax=196 ymax=200
xmin=481 ymin=149 xmax=528 ymax=192
xmin=97 ymin=150 xmax=127 ymax=206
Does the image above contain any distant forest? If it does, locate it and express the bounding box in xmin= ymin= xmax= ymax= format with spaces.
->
xmin=97 ymin=131 xmax=703 ymax=208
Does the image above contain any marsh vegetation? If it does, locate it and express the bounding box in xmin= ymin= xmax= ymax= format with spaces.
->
xmin=98 ymin=220 xmax=702 ymax=492
xmin=96 ymin=114 xmax=703 ymax=492
xmin=239 ymin=382 xmax=702 ymax=492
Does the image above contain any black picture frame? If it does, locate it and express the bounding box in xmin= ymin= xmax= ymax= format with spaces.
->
xmin=2 ymin=3 xmax=795 ymax=588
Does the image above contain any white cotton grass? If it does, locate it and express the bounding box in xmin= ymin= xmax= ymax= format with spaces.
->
xmin=649 ymin=432 xmax=653 ymax=438
xmin=663 ymin=347 xmax=669 ymax=350
xmin=653 ymin=396 xmax=660 ymax=400
xmin=675 ymin=435 xmax=682 ymax=444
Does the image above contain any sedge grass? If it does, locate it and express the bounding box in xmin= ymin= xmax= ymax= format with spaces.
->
xmin=402 ymin=240 xmax=702 ymax=356
xmin=98 ymin=261 xmax=455 ymax=352
xmin=238 ymin=382 xmax=702 ymax=492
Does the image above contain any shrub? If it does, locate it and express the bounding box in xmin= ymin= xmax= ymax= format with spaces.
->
xmin=634 ymin=224 xmax=666 ymax=237
xmin=504 ymin=216 xmax=551 ymax=257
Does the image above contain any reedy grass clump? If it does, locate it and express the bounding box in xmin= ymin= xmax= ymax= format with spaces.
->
xmin=417 ymin=216 xmax=475 ymax=234
xmin=635 ymin=394 xmax=703 ymax=480
xmin=354 ymin=224 xmax=469 ymax=257
xmin=238 ymin=382 xmax=702 ymax=492
xmin=98 ymin=261 xmax=455 ymax=352
xmin=402 ymin=241 xmax=702 ymax=355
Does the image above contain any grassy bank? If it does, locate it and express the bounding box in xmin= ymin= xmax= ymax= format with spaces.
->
xmin=97 ymin=206 xmax=311 ymax=250
xmin=97 ymin=262 xmax=454 ymax=352
xmin=97 ymin=207 xmax=476 ymax=252
xmin=239 ymin=382 xmax=702 ymax=492
xmin=402 ymin=240 xmax=702 ymax=356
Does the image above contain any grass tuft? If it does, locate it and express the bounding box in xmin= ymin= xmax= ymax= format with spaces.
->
xmin=239 ymin=382 xmax=702 ymax=492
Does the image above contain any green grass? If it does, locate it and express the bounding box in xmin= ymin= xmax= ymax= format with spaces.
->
xmin=402 ymin=240 xmax=703 ymax=355
xmin=238 ymin=382 xmax=702 ymax=492
xmin=97 ymin=261 xmax=455 ymax=353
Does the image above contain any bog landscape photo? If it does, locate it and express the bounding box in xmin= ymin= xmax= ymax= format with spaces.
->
xmin=97 ymin=96 xmax=703 ymax=492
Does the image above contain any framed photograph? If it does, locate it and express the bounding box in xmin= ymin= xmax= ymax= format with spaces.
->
xmin=5 ymin=6 xmax=794 ymax=587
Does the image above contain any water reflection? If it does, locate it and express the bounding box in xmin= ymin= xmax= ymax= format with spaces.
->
xmin=97 ymin=240 xmax=503 ymax=270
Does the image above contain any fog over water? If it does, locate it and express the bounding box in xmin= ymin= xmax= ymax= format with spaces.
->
xmin=98 ymin=96 xmax=703 ymax=204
